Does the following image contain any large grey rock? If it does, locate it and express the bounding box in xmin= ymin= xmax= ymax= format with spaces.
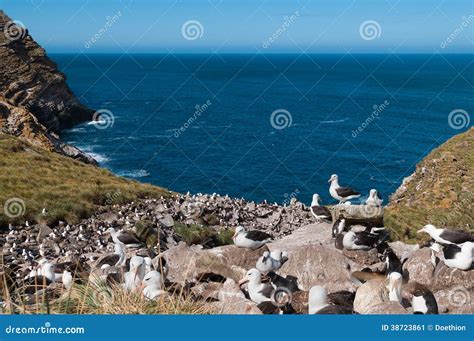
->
xmin=402 ymin=248 xmax=435 ymax=287
xmin=353 ymin=278 xmax=391 ymax=314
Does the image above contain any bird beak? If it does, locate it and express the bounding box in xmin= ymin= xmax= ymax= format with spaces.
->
xmin=417 ymin=228 xmax=425 ymax=234
xmin=328 ymin=178 xmax=331 ymax=183
xmin=238 ymin=277 xmax=249 ymax=286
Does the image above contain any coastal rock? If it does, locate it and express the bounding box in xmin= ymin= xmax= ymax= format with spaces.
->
xmin=343 ymin=249 xmax=380 ymax=266
xmin=402 ymin=248 xmax=435 ymax=287
xmin=363 ymin=301 xmax=409 ymax=314
xmin=431 ymin=262 xmax=474 ymax=292
xmin=0 ymin=10 xmax=95 ymax=163
xmin=353 ymin=278 xmax=390 ymax=314
xmin=210 ymin=298 xmax=262 ymax=314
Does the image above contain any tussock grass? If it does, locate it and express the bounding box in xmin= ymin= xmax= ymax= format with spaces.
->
xmin=385 ymin=128 xmax=473 ymax=243
xmin=1 ymin=280 xmax=213 ymax=315
xmin=174 ymin=222 xmax=234 ymax=247
xmin=0 ymin=133 xmax=171 ymax=227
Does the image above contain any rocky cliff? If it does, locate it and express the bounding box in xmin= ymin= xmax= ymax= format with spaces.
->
xmin=0 ymin=10 xmax=95 ymax=163
xmin=385 ymin=127 xmax=473 ymax=243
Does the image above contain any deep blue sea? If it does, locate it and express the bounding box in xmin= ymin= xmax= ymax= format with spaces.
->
xmin=58 ymin=54 xmax=473 ymax=205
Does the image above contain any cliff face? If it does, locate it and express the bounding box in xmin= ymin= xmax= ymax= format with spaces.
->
xmin=0 ymin=10 xmax=95 ymax=163
xmin=385 ymin=127 xmax=473 ymax=243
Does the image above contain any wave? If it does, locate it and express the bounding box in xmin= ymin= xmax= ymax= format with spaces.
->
xmin=117 ymin=169 xmax=150 ymax=178
xmin=320 ymin=118 xmax=349 ymax=124
xmin=86 ymin=152 xmax=110 ymax=163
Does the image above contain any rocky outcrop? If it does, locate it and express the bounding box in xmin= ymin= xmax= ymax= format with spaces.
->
xmin=0 ymin=97 xmax=95 ymax=163
xmin=0 ymin=11 xmax=95 ymax=163
xmin=385 ymin=128 xmax=473 ymax=243
xmin=0 ymin=10 xmax=93 ymax=131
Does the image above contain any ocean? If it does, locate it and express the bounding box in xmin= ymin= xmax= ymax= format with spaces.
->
xmin=58 ymin=54 xmax=473 ymax=205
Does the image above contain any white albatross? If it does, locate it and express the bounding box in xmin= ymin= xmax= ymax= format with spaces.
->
xmin=328 ymin=174 xmax=360 ymax=204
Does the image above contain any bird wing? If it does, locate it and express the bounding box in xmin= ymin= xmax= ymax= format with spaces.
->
xmin=246 ymin=230 xmax=273 ymax=241
xmin=354 ymin=232 xmax=379 ymax=246
xmin=311 ymin=206 xmax=331 ymax=217
xmin=96 ymin=254 xmax=120 ymax=267
xmin=439 ymin=229 xmax=472 ymax=244
xmin=258 ymin=283 xmax=275 ymax=298
xmin=442 ymin=244 xmax=461 ymax=259
xmin=117 ymin=232 xmax=142 ymax=245
xmin=335 ymin=187 xmax=360 ymax=197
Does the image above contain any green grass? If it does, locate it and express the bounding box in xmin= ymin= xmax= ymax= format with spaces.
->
xmin=385 ymin=128 xmax=474 ymax=243
xmin=0 ymin=133 xmax=171 ymax=227
xmin=174 ymin=222 xmax=234 ymax=247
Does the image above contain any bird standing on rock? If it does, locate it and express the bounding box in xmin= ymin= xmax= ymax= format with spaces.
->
xmin=332 ymin=217 xmax=346 ymax=238
xmin=233 ymin=226 xmax=272 ymax=249
xmin=310 ymin=194 xmax=331 ymax=222
xmin=328 ymin=174 xmax=360 ymax=204
xmin=417 ymin=224 xmax=473 ymax=245
xmin=365 ymin=189 xmax=383 ymax=207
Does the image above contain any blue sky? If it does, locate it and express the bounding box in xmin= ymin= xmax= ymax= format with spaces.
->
xmin=1 ymin=0 xmax=473 ymax=53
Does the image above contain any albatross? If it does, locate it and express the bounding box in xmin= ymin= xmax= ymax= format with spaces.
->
xmin=342 ymin=230 xmax=387 ymax=251
xmin=142 ymin=271 xmax=165 ymax=300
xmin=310 ymin=194 xmax=331 ymax=222
xmin=441 ymin=242 xmax=473 ymax=271
xmin=107 ymin=228 xmax=143 ymax=248
xmin=233 ymin=226 xmax=272 ymax=249
xmin=365 ymin=189 xmax=383 ymax=207
xmin=308 ymin=286 xmax=356 ymax=314
xmin=124 ymin=256 xmax=146 ymax=291
xmin=328 ymin=174 xmax=360 ymax=204
xmin=239 ymin=268 xmax=275 ymax=304
xmin=256 ymin=250 xmax=288 ymax=273
xmin=417 ymin=224 xmax=473 ymax=245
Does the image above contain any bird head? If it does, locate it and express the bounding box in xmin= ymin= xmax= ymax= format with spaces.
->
xmin=417 ymin=224 xmax=436 ymax=234
xmin=311 ymin=193 xmax=321 ymax=205
xmin=238 ymin=268 xmax=260 ymax=286
xmin=328 ymin=174 xmax=338 ymax=183
xmin=233 ymin=226 xmax=245 ymax=239
xmin=143 ymin=271 xmax=163 ymax=288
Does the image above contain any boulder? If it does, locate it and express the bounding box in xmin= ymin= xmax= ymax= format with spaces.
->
xmin=402 ymin=248 xmax=435 ymax=287
xmin=432 ymin=262 xmax=474 ymax=292
xmin=343 ymin=249 xmax=380 ymax=266
xmin=210 ymin=298 xmax=262 ymax=314
xmin=388 ymin=241 xmax=419 ymax=261
xmin=363 ymin=301 xmax=409 ymax=314
xmin=331 ymin=204 xmax=383 ymax=227
xmin=353 ymin=278 xmax=390 ymax=314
